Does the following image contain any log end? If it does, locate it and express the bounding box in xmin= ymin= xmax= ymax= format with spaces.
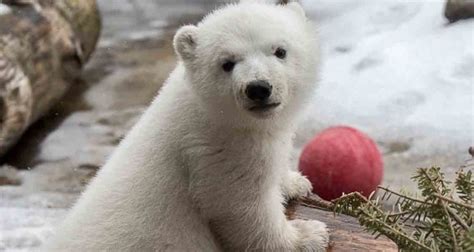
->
xmin=286 ymin=198 xmax=399 ymax=251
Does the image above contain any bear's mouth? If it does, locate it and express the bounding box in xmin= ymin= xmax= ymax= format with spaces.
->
xmin=248 ymin=102 xmax=281 ymax=112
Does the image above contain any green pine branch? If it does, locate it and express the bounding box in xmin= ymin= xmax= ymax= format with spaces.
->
xmin=303 ymin=164 xmax=474 ymax=252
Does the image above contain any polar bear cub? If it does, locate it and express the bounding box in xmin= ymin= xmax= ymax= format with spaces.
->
xmin=43 ymin=1 xmax=328 ymax=251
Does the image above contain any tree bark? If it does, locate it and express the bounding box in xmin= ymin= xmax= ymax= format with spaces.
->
xmin=0 ymin=0 xmax=100 ymax=157
xmin=287 ymin=197 xmax=399 ymax=251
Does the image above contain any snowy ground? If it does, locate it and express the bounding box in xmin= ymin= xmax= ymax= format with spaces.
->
xmin=301 ymin=0 xmax=472 ymax=144
xmin=1 ymin=0 xmax=473 ymax=250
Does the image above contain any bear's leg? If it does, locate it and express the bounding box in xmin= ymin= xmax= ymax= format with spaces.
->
xmin=259 ymin=193 xmax=328 ymax=251
xmin=223 ymin=189 xmax=328 ymax=251
xmin=281 ymin=170 xmax=313 ymax=200
xmin=290 ymin=219 xmax=329 ymax=252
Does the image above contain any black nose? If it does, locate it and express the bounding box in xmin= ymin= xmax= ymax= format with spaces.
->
xmin=245 ymin=80 xmax=272 ymax=102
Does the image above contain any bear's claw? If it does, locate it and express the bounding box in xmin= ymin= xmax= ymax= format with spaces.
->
xmin=282 ymin=171 xmax=313 ymax=200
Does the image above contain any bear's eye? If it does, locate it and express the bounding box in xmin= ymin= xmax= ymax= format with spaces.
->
xmin=222 ymin=61 xmax=236 ymax=72
xmin=274 ymin=47 xmax=286 ymax=59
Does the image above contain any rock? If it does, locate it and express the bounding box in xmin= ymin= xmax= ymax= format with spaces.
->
xmin=445 ymin=0 xmax=474 ymax=23
xmin=0 ymin=165 xmax=20 ymax=185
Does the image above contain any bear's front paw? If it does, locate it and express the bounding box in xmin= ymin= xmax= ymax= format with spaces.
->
xmin=291 ymin=219 xmax=329 ymax=252
xmin=281 ymin=171 xmax=313 ymax=200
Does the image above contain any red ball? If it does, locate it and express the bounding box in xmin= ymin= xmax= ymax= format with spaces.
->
xmin=299 ymin=126 xmax=383 ymax=200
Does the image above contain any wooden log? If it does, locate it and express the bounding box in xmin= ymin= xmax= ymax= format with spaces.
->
xmin=0 ymin=0 xmax=101 ymax=157
xmin=287 ymin=197 xmax=399 ymax=251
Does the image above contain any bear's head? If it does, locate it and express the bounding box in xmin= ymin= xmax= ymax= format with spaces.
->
xmin=174 ymin=1 xmax=319 ymax=129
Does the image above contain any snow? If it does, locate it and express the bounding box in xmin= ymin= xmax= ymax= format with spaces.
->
xmin=297 ymin=0 xmax=473 ymax=150
xmin=0 ymin=4 xmax=11 ymax=16
xmin=0 ymin=164 xmax=81 ymax=251
xmin=1 ymin=0 xmax=473 ymax=250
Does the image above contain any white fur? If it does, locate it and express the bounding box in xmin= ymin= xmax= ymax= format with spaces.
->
xmin=43 ymin=2 xmax=328 ymax=251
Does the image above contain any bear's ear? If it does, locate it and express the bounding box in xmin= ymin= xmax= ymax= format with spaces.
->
xmin=174 ymin=25 xmax=198 ymax=61
xmin=286 ymin=2 xmax=306 ymax=18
